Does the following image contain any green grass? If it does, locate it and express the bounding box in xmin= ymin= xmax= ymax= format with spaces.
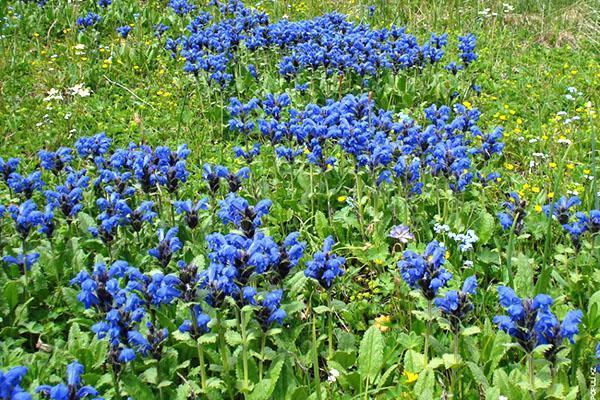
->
xmin=0 ymin=0 xmax=598 ymax=398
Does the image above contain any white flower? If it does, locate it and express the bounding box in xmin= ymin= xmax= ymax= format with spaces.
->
xmin=557 ymin=138 xmax=572 ymax=145
xmin=74 ymin=43 xmax=86 ymax=50
xmin=464 ymin=260 xmax=474 ymax=269
xmin=69 ymin=83 xmax=92 ymax=97
xmin=43 ymin=88 xmax=63 ymax=102
xmin=327 ymin=368 xmax=340 ymax=383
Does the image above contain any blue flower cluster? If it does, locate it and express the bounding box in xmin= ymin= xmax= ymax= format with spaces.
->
xmin=36 ymin=361 xmax=103 ymax=400
xmin=148 ymin=227 xmax=182 ymax=267
xmin=398 ymin=240 xmax=452 ymax=300
xmin=434 ymin=276 xmax=477 ymax=333
xmin=497 ymin=192 xmax=527 ymax=234
xmin=0 ymin=366 xmax=31 ymax=400
xmin=71 ymin=261 xmax=178 ymax=365
xmin=304 ymin=236 xmax=346 ymax=289
xmin=169 ymin=1 xmax=477 ymax=86
xmin=226 ymin=93 xmax=502 ymax=192
xmin=76 ymin=12 xmax=101 ymax=29
xmin=542 ymin=196 xmax=599 ymax=248
xmin=493 ymin=286 xmax=582 ymax=360
xmin=203 ymin=164 xmax=249 ymax=194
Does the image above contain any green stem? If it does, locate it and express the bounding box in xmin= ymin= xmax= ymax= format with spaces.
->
xmin=218 ymin=312 xmax=230 ymax=374
xmin=312 ymin=313 xmax=322 ymax=400
xmin=328 ymin=295 xmax=334 ymax=360
xmin=111 ymin=367 xmax=122 ymax=400
xmin=355 ymin=169 xmax=366 ymax=240
xmin=424 ymin=300 xmax=432 ymax=364
xmin=528 ymin=352 xmax=535 ymax=398
xmin=259 ymin=333 xmax=266 ymax=380
xmin=240 ymin=308 xmax=249 ymax=392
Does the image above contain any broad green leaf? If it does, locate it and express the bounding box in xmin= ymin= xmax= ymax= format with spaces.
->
xmin=358 ymin=325 xmax=384 ymax=380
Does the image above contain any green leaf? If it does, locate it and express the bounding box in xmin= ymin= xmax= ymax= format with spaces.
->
xmin=3 ymin=280 xmax=21 ymax=310
xmin=404 ymin=349 xmax=425 ymax=373
xmin=121 ymin=373 xmax=155 ymax=400
xmin=414 ymin=368 xmax=435 ymax=399
xmin=248 ymin=359 xmax=284 ymax=400
xmin=225 ymin=330 xmax=243 ymax=346
xmin=140 ymin=367 xmax=158 ymax=384
xmin=477 ymin=212 xmax=495 ymax=244
xmin=461 ymin=326 xmax=481 ymax=336
xmin=313 ymin=305 xmax=330 ymax=314
xmin=358 ymin=326 xmax=384 ymax=380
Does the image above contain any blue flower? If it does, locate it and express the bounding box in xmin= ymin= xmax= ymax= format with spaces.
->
xmin=75 ymin=133 xmax=111 ymax=158
xmin=493 ymin=287 xmax=579 ymax=356
xmin=0 ymin=366 xmax=31 ymax=400
xmin=174 ymin=199 xmax=208 ymax=229
xmin=116 ymin=25 xmax=133 ymax=38
xmin=36 ymin=361 xmax=102 ymax=400
xmin=76 ymin=12 xmax=101 ymax=29
xmin=305 ymin=236 xmax=346 ymax=289
xmin=98 ymin=0 xmax=111 ymax=6
xmin=0 ymin=157 xmax=20 ymax=182
xmin=8 ymin=200 xmax=44 ymax=239
xmin=434 ymin=275 xmax=477 ymax=332
xmin=45 ymin=168 xmax=89 ymax=218
xmin=128 ymin=201 xmax=156 ymax=232
xmin=398 ymin=240 xmax=452 ymax=300
xmin=3 ymin=252 xmax=40 ymax=274
xmin=543 ymin=196 xmax=581 ymax=224
xmin=217 ymin=194 xmax=272 ymax=236
xmin=148 ymin=228 xmax=182 ymax=267
xmin=458 ymin=33 xmax=477 ymax=65
xmin=7 ymin=171 xmax=45 ymax=199
xmin=154 ymin=23 xmax=170 ymax=38
xmin=497 ymin=192 xmax=526 ymax=234
xmin=179 ymin=305 xmax=211 ymax=337
xmin=168 ymin=0 xmax=196 ymax=15
xmin=256 ymin=289 xmax=286 ymax=329
xmin=38 ymin=147 xmax=73 ymax=172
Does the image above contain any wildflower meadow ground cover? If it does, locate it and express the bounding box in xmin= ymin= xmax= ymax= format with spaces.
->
xmin=0 ymin=0 xmax=598 ymax=399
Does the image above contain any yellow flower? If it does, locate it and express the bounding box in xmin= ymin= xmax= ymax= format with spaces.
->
xmin=549 ymin=162 xmax=557 ymax=168
xmin=548 ymin=192 xmax=554 ymax=199
xmin=504 ymin=163 xmax=514 ymax=171
xmin=534 ymin=205 xmax=542 ymax=213
xmin=531 ymin=186 xmax=540 ymax=193
xmin=462 ymin=101 xmax=472 ymax=110
xmin=566 ymin=163 xmax=575 ymax=170
xmin=403 ymin=370 xmax=419 ymax=383
xmin=303 ymin=148 xmax=310 ymax=155
xmin=337 ymin=195 xmax=347 ymax=203
xmin=374 ymin=315 xmax=391 ymax=330
xmin=374 ymin=259 xmax=383 ymax=266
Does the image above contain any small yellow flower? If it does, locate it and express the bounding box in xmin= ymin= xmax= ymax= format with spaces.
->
xmin=548 ymin=192 xmax=554 ymax=199
xmin=374 ymin=315 xmax=391 ymax=332
xmin=584 ymin=169 xmax=591 ymax=174
xmin=403 ymin=370 xmax=419 ymax=383
xmin=337 ymin=195 xmax=347 ymax=203
xmin=303 ymin=148 xmax=310 ymax=155
xmin=504 ymin=163 xmax=514 ymax=171
xmin=531 ymin=186 xmax=540 ymax=193
xmin=33 ymin=32 xmax=40 ymax=37
xmin=523 ymin=183 xmax=530 ymax=190
xmin=549 ymin=162 xmax=557 ymax=168
xmin=374 ymin=259 xmax=383 ymax=266
xmin=462 ymin=101 xmax=472 ymax=110
xmin=534 ymin=205 xmax=542 ymax=213
xmin=566 ymin=163 xmax=575 ymax=170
